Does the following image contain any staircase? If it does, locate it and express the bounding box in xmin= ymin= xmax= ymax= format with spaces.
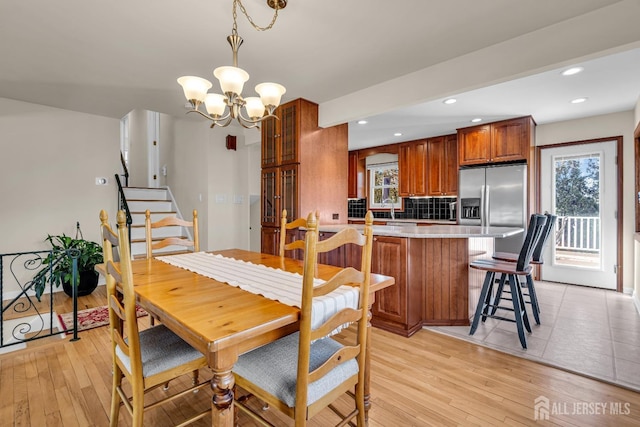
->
xmin=122 ymin=187 xmax=193 ymax=259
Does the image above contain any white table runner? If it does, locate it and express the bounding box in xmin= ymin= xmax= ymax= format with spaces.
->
xmin=156 ymin=252 xmax=359 ymax=331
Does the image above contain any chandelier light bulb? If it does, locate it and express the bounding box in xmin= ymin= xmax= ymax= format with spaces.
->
xmin=255 ymin=82 xmax=286 ymax=108
xmin=244 ymin=97 xmax=266 ymax=119
xmin=177 ymin=76 xmax=213 ymax=103
xmin=204 ymin=93 xmax=228 ymax=116
xmin=214 ymin=66 xmax=250 ymax=95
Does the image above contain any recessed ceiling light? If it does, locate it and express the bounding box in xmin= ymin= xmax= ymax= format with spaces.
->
xmin=471 ymin=118 xmax=482 ymax=123
xmin=562 ymin=67 xmax=584 ymax=76
xmin=357 ymin=120 xmax=368 ymax=125
xmin=571 ymin=97 xmax=588 ymax=104
xmin=394 ymin=132 xmax=402 ymax=137
xmin=443 ymin=98 xmax=457 ymax=105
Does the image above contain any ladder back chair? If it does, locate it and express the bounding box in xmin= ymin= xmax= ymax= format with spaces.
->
xmin=234 ymin=211 xmax=375 ymax=427
xmin=469 ymin=213 xmax=547 ymax=349
xmin=490 ymin=212 xmax=557 ymax=324
xmin=100 ymin=210 xmax=210 ymax=427
xmin=145 ymin=209 xmax=199 ymax=259
xmin=279 ymin=209 xmax=318 ymax=257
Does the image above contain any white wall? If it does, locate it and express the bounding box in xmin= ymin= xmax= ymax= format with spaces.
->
xmin=536 ymin=111 xmax=635 ymax=293
xmin=634 ymin=96 xmax=640 ymax=309
xmin=170 ymin=119 xmax=254 ymax=252
xmin=0 ymin=97 xmax=120 ymax=293
xmin=127 ymin=109 xmax=149 ymax=187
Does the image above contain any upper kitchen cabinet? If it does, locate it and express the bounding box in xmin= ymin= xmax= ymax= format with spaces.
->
xmin=261 ymin=99 xmax=318 ymax=168
xmin=348 ymin=151 xmax=366 ymax=199
xmin=427 ymin=134 xmax=458 ymax=196
xmin=398 ymin=139 xmax=428 ymax=197
xmin=458 ymin=116 xmax=535 ymax=166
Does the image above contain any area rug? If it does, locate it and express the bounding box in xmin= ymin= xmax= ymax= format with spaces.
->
xmin=57 ymin=305 xmax=147 ymax=333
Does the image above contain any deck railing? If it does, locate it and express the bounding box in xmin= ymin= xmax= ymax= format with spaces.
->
xmin=555 ymin=216 xmax=600 ymax=253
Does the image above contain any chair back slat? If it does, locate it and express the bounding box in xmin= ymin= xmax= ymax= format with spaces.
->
xmin=532 ymin=213 xmax=557 ymax=263
xmin=279 ymin=209 xmax=319 ymax=257
xmin=308 ymin=345 xmax=360 ymax=384
xmin=145 ymin=209 xmax=199 ymax=258
xmin=309 ymin=308 xmax=361 ymax=341
xmin=516 ymin=214 xmax=548 ymax=271
xmin=312 ymin=267 xmax=364 ymax=297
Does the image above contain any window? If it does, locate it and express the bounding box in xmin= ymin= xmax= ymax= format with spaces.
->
xmin=368 ymin=163 xmax=401 ymax=209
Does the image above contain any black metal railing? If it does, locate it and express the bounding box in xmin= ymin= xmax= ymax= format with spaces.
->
xmin=120 ymin=151 xmax=129 ymax=187
xmin=1 ymin=249 xmax=80 ymax=350
xmin=115 ymin=173 xmax=133 ymax=246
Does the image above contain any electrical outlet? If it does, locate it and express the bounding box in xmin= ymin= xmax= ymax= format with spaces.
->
xmin=332 ymin=213 xmax=339 ymax=220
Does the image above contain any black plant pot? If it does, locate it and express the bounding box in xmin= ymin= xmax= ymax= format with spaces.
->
xmin=62 ymin=269 xmax=99 ymax=297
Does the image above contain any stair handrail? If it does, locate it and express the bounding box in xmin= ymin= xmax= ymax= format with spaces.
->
xmin=120 ymin=151 xmax=129 ymax=187
xmin=114 ymin=173 xmax=133 ymax=247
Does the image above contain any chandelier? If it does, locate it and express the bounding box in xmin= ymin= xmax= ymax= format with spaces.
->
xmin=177 ymin=0 xmax=287 ymax=129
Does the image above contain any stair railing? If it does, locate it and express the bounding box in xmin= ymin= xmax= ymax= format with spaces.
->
xmin=120 ymin=151 xmax=129 ymax=187
xmin=1 ymin=249 xmax=80 ymax=349
xmin=114 ymin=173 xmax=133 ymax=247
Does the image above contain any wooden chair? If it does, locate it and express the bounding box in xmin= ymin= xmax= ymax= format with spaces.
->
xmin=234 ymin=211 xmax=375 ymax=426
xmin=469 ymin=214 xmax=547 ymax=349
xmin=100 ymin=210 xmax=210 ymax=427
xmin=145 ymin=209 xmax=199 ymax=259
xmin=490 ymin=212 xmax=557 ymax=324
xmin=279 ymin=209 xmax=318 ymax=257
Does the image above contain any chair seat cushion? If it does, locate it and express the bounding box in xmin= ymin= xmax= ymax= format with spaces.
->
xmin=116 ymin=324 xmax=204 ymax=378
xmin=233 ymin=332 xmax=358 ymax=408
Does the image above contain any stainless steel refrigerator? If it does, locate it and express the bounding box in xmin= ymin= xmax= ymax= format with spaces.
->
xmin=458 ymin=163 xmax=527 ymax=253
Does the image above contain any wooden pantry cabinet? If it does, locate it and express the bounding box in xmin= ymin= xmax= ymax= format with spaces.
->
xmin=261 ymin=98 xmax=348 ymax=255
xmin=458 ymin=116 xmax=535 ymax=166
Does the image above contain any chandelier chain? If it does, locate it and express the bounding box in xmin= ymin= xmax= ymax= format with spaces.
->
xmin=233 ymin=0 xmax=280 ymax=33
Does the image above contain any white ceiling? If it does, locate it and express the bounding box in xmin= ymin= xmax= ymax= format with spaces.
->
xmin=1 ymin=0 xmax=639 ymax=150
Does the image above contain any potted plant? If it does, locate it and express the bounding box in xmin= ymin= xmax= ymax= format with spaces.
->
xmin=33 ymin=223 xmax=103 ymax=301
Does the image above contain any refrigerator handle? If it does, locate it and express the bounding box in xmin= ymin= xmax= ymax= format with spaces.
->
xmin=484 ymin=185 xmax=491 ymax=227
xmin=480 ymin=185 xmax=486 ymax=226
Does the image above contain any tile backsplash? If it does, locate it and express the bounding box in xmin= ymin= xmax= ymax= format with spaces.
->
xmin=348 ymin=197 xmax=457 ymax=221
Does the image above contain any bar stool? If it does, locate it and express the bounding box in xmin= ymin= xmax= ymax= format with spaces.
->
xmin=469 ymin=214 xmax=547 ymax=349
xmin=490 ymin=213 xmax=557 ymax=324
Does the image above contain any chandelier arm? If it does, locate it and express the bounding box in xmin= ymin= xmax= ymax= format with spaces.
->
xmin=186 ymin=109 xmax=232 ymax=123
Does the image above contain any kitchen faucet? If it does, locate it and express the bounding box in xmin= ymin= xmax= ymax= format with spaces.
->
xmin=382 ymin=198 xmax=395 ymax=220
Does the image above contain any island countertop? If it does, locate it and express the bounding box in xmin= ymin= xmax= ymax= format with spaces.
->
xmin=317 ymin=223 xmax=523 ymax=239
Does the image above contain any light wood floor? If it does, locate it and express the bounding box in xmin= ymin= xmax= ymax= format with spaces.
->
xmin=2 ymin=286 xmax=639 ymax=426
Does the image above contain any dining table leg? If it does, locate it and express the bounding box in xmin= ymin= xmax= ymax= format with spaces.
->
xmin=210 ymin=347 xmax=238 ymax=427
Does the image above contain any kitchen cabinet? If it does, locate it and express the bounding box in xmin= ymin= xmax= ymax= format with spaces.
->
xmin=348 ymin=151 xmax=365 ymax=199
xmin=398 ymin=139 xmax=428 ymax=197
xmin=368 ymin=236 xmax=423 ymax=337
xmin=427 ymin=134 xmax=458 ymax=196
xmin=261 ymin=98 xmax=348 ymax=255
xmin=458 ymin=116 xmax=534 ymax=166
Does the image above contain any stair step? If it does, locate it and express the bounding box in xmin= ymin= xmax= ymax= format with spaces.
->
xmin=123 ymin=187 xmax=169 ymax=201
xmin=130 ymin=225 xmax=185 ymax=240
xmin=127 ymin=200 xmax=173 ymax=212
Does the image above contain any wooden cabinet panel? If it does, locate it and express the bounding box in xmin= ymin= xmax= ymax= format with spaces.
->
xmin=261 ymin=101 xmax=301 ymax=168
xmin=261 ymin=167 xmax=279 ymax=227
xmin=491 ymin=117 xmax=530 ymax=163
xmin=423 ymin=238 xmax=469 ymax=325
xmin=427 ymin=134 xmax=458 ymax=196
xmin=347 ymin=151 xmax=366 ymax=199
xmin=261 ymin=117 xmax=278 ymax=168
xmin=398 ymin=140 xmax=427 ymax=197
xmin=458 ymin=124 xmax=491 ymax=166
xmin=261 ymin=227 xmax=280 ymax=256
xmin=371 ymin=237 xmax=407 ymax=325
xmin=458 ymin=117 xmax=533 ymax=166
xmin=444 ymin=134 xmax=458 ymax=195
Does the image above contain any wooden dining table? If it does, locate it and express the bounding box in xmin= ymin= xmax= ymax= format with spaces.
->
xmin=121 ymin=248 xmax=395 ymax=427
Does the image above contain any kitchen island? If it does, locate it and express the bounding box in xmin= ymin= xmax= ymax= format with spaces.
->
xmin=317 ymin=223 xmax=522 ymax=336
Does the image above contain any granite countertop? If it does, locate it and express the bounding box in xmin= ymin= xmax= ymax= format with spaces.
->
xmin=348 ymin=217 xmax=455 ymax=225
xmin=319 ymin=223 xmax=523 ymax=239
